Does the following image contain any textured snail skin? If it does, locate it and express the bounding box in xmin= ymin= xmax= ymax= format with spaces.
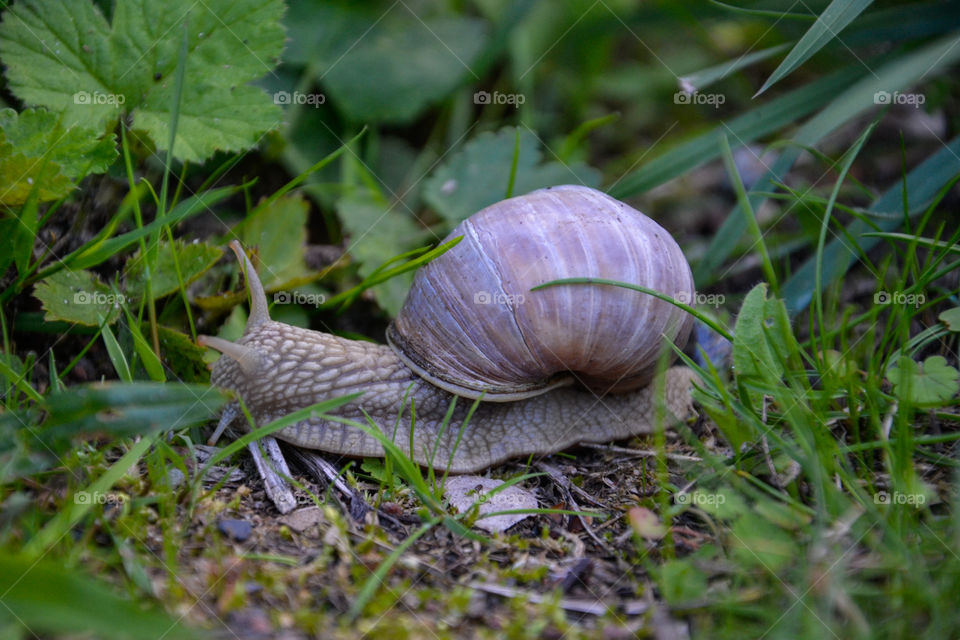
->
xmin=207 ymin=317 xmax=696 ymax=473
xmin=201 ymin=185 xmax=698 ymax=473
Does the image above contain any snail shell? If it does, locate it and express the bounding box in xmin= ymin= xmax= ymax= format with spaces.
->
xmin=387 ymin=185 xmax=695 ymax=400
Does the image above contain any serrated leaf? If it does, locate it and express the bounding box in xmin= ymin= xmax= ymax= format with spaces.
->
xmin=886 ymin=356 xmax=959 ymax=407
xmin=237 ymin=194 xmax=310 ymax=290
xmin=0 ymin=141 xmax=72 ymax=206
xmin=0 ymin=0 xmax=285 ymax=163
xmin=0 ymin=109 xmax=116 ymax=179
xmin=319 ymin=15 xmax=488 ymax=123
xmin=337 ymin=193 xmax=427 ymax=316
xmin=33 ymin=270 xmax=123 ymax=326
xmin=123 ymin=240 xmax=223 ymax=300
xmin=939 ymin=307 xmax=960 ymax=332
xmin=424 ymin=127 xmax=601 ymax=226
xmin=0 ymin=108 xmax=116 ymax=205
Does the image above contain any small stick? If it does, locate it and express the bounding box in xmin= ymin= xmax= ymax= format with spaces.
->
xmin=581 ymin=443 xmax=701 ymax=462
xmin=467 ymin=581 xmax=650 ymax=617
xmin=249 ymin=437 xmax=297 ymax=514
xmin=284 ymin=447 xmax=372 ymax=522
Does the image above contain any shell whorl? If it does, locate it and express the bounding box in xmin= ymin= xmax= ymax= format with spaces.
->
xmin=387 ymin=185 xmax=695 ymax=400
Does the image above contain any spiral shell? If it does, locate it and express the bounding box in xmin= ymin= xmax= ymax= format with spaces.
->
xmin=386 ymin=185 xmax=695 ymax=400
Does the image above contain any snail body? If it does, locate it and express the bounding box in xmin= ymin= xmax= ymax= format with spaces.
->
xmin=201 ymin=186 xmax=697 ymax=473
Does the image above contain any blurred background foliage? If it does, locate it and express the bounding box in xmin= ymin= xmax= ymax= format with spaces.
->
xmin=2 ymin=0 xmax=960 ymax=637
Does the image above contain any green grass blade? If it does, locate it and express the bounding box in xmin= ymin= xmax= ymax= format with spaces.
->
xmin=697 ymin=35 xmax=960 ymax=287
xmin=719 ymin=134 xmax=779 ymax=294
xmin=63 ymin=184 xmax=244 ymax=272
xmin=531 ymin=277 xmax=733 ymax=341
xmin=0 ymin=355 xmax=43 ymax=405
xmin=609 ymin=64 xmax=863 ymax=198
xmin=756 ymin=0 xmax=874 ymax=96
xmin=196 ymin=393 xmax=363 ymax=477
xmin=782 ymin=135 xmax=960 ymax=314
xmin=99 ymin=317 xmax=132 ymax=382
xmin=680 ymin=43 xmax=790 ymax=92
xmin=24 ymin=435 xmax=156 ymax=556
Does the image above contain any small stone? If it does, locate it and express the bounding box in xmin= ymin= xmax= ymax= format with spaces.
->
xmin=278 ymin=507 xmax=324 ymax=533
xmin=443 ymin=476 xmax=538 ymax=533
xmin=165 ymin=468 xmax=186 ymax=488
xmin=217 ymin=518 xmax=252 ymax=542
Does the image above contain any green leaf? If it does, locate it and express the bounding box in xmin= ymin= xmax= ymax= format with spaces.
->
xmin=159 ymin=326 xmax=211 ymax=383
xmin=318 ymin=14 xmax=488 ymax=123
xmin=0 ymin=353 xmax=43 ymax=405
xmin=24 ymin=435 xmax=155 ymax=555
xmin=424 ymin=127 xmax=601 ymax=226
xmin=361 ymin=459 xmax=403 ymax=490
xmin=683 ymin=486 xmax=748 ymax=521
xmin=0 ymin=554 xmax=199 ymax=640
xmin=732 ymin=284 xmax=795 ymax=386
xmin=33 ymin=269 xmax=123 ymax=326
xmin=123 ymin=240 xmax=223 ymax=300
xmin=730 ymin=513 xmax=794 ymax=570
xmin=886 ymin=356 xmax=959 ymax=407
xmin=237 ymin=194 xmax=310 ymax=290
xmin=40 ymin=382 xmax=228 ymax=442
xmin=0 ymin=108 xmax=116 ymax=205
xmin=658 ymin=558 xmax=708 ymax=605
xmin=939 ymin=307 xmax=960 ymax=332
xmin=0 ymin=108 xmax=116 ymax=178
xmin=756 ymin=0 xmax=874 ymax=96
xmin=337 ymin=193 xmax=427 ymax=316
xmin=0 ymin=0 xmax=285 ymax=163
xmin=0 ymin=140 xmax=71 ymax=205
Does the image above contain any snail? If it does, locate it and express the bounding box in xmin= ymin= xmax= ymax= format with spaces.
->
xmin=199 ymin=185 xmax=698 ymax=473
